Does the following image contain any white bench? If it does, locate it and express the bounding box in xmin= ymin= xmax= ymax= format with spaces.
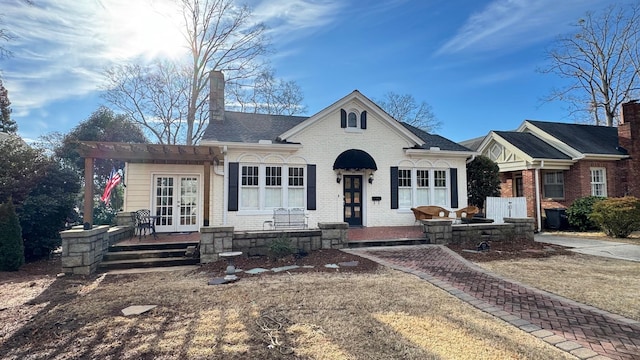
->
xmin=266 ymin=208 xmax=308 ymax=230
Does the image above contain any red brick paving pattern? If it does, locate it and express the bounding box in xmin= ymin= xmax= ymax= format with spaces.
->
xmin=358 ymin=246 xmax=640 ymax=360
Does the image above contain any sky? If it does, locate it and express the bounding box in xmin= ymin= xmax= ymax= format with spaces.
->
xmin=0 ymin=0 xmax=622 ymax=144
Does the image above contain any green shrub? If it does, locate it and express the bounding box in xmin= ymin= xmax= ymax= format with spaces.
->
xmin=268 ymin=236 xmax=295 ymax=260
xmin=566 ymin=196 xmax=605 ymax=231
xmin=18 ymin=164 xmax=81 ymax=261
xmin=0 ymin=200 xmax=25 ymax=271
xmin=590 ymin=196 xmax=640 ymax=238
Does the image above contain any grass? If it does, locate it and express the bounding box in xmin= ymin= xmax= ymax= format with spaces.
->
xmin=0 ymin=267 xmax=575 ymax=360
xmin=480 ymin=253 xmax=640 ymax=321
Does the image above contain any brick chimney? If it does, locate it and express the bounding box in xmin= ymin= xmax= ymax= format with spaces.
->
xmin=209 ymin=71 xmax=225 ymax=122
xmin=618 ymin=101 xmax=640 ymax=196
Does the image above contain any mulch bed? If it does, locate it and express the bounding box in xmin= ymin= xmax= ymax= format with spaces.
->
xmin=446 ymin=237 xmax=573 ymax=262
xmin=200 ymin=248 xmax=381 ymax=277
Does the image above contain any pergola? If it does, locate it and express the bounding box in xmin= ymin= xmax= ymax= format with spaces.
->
xmin=77 ymin=141 xmax=222 ymax=228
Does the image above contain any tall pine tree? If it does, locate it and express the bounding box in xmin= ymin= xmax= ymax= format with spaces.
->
xmin=0 ymin=79 xmax=17 ymax=134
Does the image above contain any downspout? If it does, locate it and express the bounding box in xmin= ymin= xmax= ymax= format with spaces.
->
xmin=535 ymin=167 xmax=542 ymax=231
xmin=222 ymin=146 xmax=228 ymax=225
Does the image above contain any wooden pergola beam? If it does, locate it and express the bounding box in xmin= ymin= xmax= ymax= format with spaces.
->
xmin=77 ymin=141 xmax=221 ymax=228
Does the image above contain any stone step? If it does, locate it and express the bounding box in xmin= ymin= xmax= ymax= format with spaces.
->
xmin=346 ymin=238 xmax=428 ymax=248
xmin=99 ymin=257 xmax=200 ymax=270
xmin=103 ymin=248 xmax=190 ymax=261
xmin=108 ymin=241 xmax=199 ymax=252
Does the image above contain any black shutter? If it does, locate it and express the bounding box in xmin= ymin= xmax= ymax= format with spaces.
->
xmin=450 ymin=168 xmax=458 ymax=208
xmin=360 ymin=111 xmax=367 ymax=129
xmin=228 ymin=162 xmax=239 ymax=211
xmin=307 ymin=164 xmax=316 ymax=210
xmin=390 ymin=166 xmax=399 ymax=209
xmin=340 ymin=109 xmax=347 ymax=128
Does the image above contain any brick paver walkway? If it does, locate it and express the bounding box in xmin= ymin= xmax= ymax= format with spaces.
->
xmin=346 ymin=245 xmax=640 ymax=360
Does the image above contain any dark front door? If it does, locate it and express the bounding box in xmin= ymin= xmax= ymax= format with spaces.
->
xmin=343 ymin=175 xmax=363 ymax=226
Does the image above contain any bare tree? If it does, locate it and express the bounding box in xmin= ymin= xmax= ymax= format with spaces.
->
xmin=541 ymin=4 xmax=640 ymax=126
xmin=104 ymin=0 xmax=270 ymax=145
xmin=376 ymin=92 xmax=441 ymax=132
xmin=103 ymin=61 xmax=194 ymax=144
xmin=227 ymin=68 xmax=307 ymax=115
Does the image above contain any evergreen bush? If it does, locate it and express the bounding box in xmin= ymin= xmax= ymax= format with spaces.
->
xmin=590 ymin=196 xmax=640 ymax=238
xmin=268 ymin=236 xmax=295 ymax=260
xmin=566 ymin=196 xmax=605 ymax=231
xmin=0 ymin=200 xmax=25 ymax=271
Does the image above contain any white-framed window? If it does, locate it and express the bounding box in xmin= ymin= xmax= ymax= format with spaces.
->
xmin=398 ymin=169 xmax=412 ymax=208
xmin=416 ymin=170 xmax=430 ymax=205
xmin=398 ymin=168 xmax=449 ymax=208
xmin=288 ymin=167 xmax=305 ymax=207
xmin=543 ymin=171 xmax=564 ymax=199
xmin=239 ymin=164 xmax=306 ymax=210
xmin=265 ymin=166 xmax=282 ymax=208
xmin=590 ymin=167 xmax=607 ymax=197
xmin=434 ymin=170 xmax=448 ymax=205
xmin=241 ymin=165 xmax=259 ymax=209
xmin=347 ymin=111 xmax=358 ymax=128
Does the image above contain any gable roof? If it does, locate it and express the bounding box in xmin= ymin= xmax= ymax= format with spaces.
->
xmin=524 ymin=120 xmax=626 ymax=156
xmin=202 ymin=111 xmax=308 ymax=143
xmin=201 ymin=91 xmax=473 ymax=154
xmin=494 ymin=131 xmax=571 ymax=160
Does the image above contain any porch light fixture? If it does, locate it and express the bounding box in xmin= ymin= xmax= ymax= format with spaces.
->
xmin=336 ymin=171 xmax=342 ymax=183
xmin=368 ymin=173 xmax=374 ymax=184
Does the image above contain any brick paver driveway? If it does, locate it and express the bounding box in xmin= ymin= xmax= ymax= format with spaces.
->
xmin=345 ymin=245 xmax=640 ymax=360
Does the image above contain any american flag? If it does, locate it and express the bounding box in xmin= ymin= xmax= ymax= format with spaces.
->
xmin=101 ymin=168 xmax=122 ymax=205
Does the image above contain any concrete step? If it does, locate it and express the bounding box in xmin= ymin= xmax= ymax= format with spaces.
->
xmin=346 ymin=238 xmax=428 ymax=248
xmin=103 ymin=248 xmax=190 ymax=261
xmin=99 ymin=257 xmax=200 ymax=270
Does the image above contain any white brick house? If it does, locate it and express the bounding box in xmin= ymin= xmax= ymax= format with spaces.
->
xmin=120 ymin=72 xmax=474 ymax=231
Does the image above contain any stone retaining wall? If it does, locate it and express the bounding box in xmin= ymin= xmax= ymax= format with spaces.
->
xmin=422 ymin=217 xmax=536 ymax=245
xmin=60 ymin=225 xmax=133 ymax=275
xmin=200 ymin=222 xmax=348 ymax=264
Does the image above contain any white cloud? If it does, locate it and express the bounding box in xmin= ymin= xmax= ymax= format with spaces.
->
xmin=251 ymin=0 xmax=344 ymax=43
xmin=1 ymin=0 xmax=345 ymax=123
xmin=436 ymin=0 xmax=613 ymax=56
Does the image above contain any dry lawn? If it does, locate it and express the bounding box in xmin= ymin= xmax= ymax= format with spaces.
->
xmin=0 ymin=267 xmax=574 ymax=360
xmin=480 ymin=254 xmax=640 ymax=321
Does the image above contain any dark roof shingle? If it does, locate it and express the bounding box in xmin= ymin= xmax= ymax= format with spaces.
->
xmin=527 ymin=120 xmax=626 ymax=155
xmin=400 ymin=123 xmax=472 ymax=152
xmin=494 ymin=131 xmax=571 ymax=160
xmin=202 ymin=111 xmax=308 ymax=143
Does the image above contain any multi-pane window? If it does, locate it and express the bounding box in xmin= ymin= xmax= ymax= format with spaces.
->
xmin=241 ymin=166 xmax=259 ymax=209
xmin=433 ymin=170 xmax=448 ymax=206
xmin=398 ymin=169 xmax=412 ymax=208
xmin=543 ymin=171 xmax=564 ymax=199
xmin=265 ymin=166 xmax=282 ymax=208
xmin=416 ymin=170 xmax=430 ymax=205
xmin=288 ymin=167 xmax=305 ymax=207
xmin=590 ymin=168 xmax=607 ymax=197
xmin=347 ymin=112 xmax=358 ymax=127
xmin=397 ymin=168 xmax=449 ymax=208
xmin=240 ymin=164 xmax=305 ymax=210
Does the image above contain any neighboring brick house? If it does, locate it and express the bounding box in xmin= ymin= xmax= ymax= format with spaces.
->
xmin=463 ymin=101 xmax=640 ymax=230
xmin=117 ymin=71 xmax=475 ymax=231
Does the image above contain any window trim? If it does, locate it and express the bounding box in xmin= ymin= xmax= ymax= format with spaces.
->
xmin=238 ymin=164 xmax=307 ymax=211
xmin=542 ymin=170 xmax=564 ymax=199
xmin=397 ymin=168 xmax=450 ymax=209
xmin=590 ymin=167 xmax=607 ymax=197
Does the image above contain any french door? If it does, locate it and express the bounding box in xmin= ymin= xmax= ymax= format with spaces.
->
xmin=153 ymin=175 xmax=199 ymax=233
xmin=343 ymin=175 xmax=363 ymax=226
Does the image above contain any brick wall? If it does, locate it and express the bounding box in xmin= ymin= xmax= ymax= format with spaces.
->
xmin=619 ymin=101 xmax=640 ymax=197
